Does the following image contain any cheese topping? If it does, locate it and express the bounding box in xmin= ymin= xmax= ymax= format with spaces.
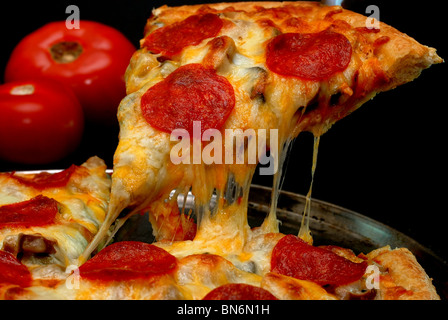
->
xmin=0 ymin=157 xmax=110 ymax=273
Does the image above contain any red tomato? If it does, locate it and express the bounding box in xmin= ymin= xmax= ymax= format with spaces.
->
xmin=4 ymin=21 xmax=136 ymax=126
xmin=0 ymin=80 xmax=84 ymax=164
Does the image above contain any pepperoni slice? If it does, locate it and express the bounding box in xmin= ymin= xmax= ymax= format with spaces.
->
xmin=0 ymin=195 xmax=58 ymax=229
xmin=143 ymin=13 xmax=223 ymax=59
xmin=10 ymin=165 xmax=76 ymax=190
xmin=202 ymin=283 xmax=278 ymax=300
xmin=0 ymin=251 xmax=32 ymax=287
xmin=271 ymin=235 xmax=367 ymax=286
xmin=79 ymin=241 xmax=177 ymax=282
xmin=266 ymin=30 xmax=352 ymax=80
xmin=141 ymin=63 xmax=235 ymax=136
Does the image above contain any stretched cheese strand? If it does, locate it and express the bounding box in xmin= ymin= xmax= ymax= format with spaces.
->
xmin=259 ymin=137 xmax=293 ymax=234
xmin=298 ymin=135 xmax=320 ymax=244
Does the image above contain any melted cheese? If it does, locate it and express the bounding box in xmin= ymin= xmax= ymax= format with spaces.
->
xmin=298 ymin=135 xmax=320 ymax=244
xmin=0 ymin=157 xmax=110 ymax=271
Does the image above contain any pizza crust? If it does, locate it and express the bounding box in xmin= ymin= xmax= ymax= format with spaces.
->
xmin=367 ymin=246 xmax=440 ymax=300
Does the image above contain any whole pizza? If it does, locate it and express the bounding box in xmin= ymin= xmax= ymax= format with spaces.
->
xmin=0 ymin=1 xmax=443 ymax=300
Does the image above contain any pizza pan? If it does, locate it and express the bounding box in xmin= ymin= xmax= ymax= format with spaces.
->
xmin=115 ymin=184 xmax=448 ymax=300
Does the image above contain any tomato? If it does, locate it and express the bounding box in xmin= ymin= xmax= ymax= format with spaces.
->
xmin=4 ymin=21 xmax=136 ymax=126
xmin=0 ymin=80 xmax=84 ymax=164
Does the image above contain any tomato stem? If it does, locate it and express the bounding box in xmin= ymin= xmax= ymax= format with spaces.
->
xmin=50 ymin=41 xmax=83 ymax=63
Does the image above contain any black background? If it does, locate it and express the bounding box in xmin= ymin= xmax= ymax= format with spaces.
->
xmin=0 ymin=0 xmax=446 ymax=263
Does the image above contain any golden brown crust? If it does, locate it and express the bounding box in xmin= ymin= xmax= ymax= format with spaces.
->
xmin=369 ymin=247 xmax=440 ymax=300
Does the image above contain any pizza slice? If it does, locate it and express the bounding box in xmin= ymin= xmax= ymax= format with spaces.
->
xmin=80 ymin=1 xmax=441 ymax=263
xmin=0 ymin=156 xmax=110 ymax=285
